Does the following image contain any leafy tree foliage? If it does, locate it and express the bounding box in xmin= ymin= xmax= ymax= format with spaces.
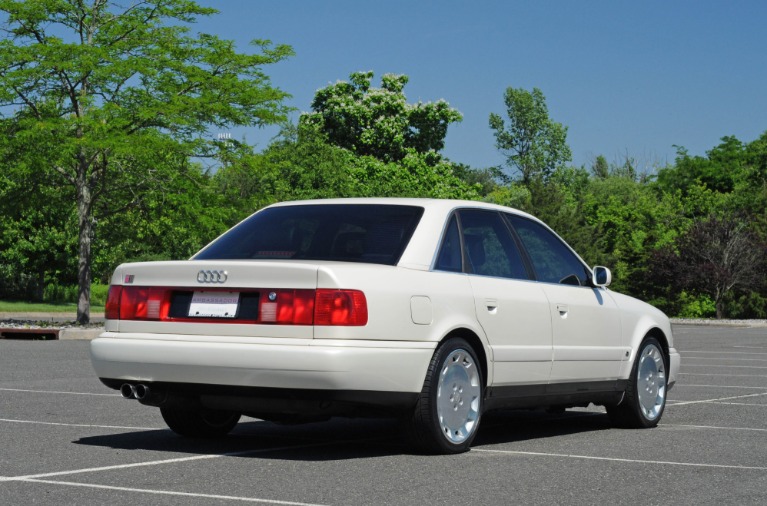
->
xmin=215 ymin=71 xmax=476 ymax=207
xmin=651 ymin=215 xmax=767 ymax=318
xmin=300 ymin=71 xmax=463 ymax=162
xmin=489 ymin=87 xmax=572 ymax=184
xmin=0 ymin=0 xmax=292 ymax=322
xmin=214 ymin=121 xmax=478 ymax=207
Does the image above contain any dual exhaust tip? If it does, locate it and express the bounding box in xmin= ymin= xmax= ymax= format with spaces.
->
xmin=120 ymin=383 xmax=152 ymax=402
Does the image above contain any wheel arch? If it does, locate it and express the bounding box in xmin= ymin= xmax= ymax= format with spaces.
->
xmin=645 ymin=326 xmax=671 ymax=368
xmin=440 ymin=327 xmax=490 ymax=388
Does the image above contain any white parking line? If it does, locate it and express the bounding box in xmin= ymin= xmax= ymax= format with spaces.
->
xmin=682 ymin=364 xmax=767 ymax=369
xmin=667 ymin=392 xmax=767 ymax=406
xmin=662 ymin=423 xmax=767 ymax=432
xmin=18 ymin=479 xmax=327 ymax=506
xmin=682 ymin=357 xmax=767 ymax=362
xmin=0 ymin=387 xmax=116 ymax=397
xmin=682 ymin=351 xmax=767 ymax=356
xmin=679 ymin=372 xmax=767 ymax=378
xmin=0 ymin=441 xmax=342 ymax=483
xmin=706 ymin=402 xmax=767 ymax=407
xmin=0 ymin=417 xmax=160 ymax=431
xmin=673 ymin=384 xmax=767 ymax=389
xmin=472 ymin=448 xmax=767 ymax=471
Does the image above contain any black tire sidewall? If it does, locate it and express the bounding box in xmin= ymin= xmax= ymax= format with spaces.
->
xmin=424 ymin=337 xmax=483 ymax=453
xmin=628 ymin=337 xmax=668 ymax=427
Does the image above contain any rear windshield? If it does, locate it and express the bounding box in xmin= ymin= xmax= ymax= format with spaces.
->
xmin=194 ymin=204 xmax=424 ymax=265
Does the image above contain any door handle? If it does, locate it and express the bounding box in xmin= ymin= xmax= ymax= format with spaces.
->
xmin=557 ymin=304 xmax=568 ymax=318
xmin=485 ymin=299 xmax=498 ymax=314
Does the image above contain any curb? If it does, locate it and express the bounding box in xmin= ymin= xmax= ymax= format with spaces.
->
xmin=59 ymin=327 xmax=105 ymax=340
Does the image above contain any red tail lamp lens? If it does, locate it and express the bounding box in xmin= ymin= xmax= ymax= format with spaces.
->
xmin=105 ymin=285 xmax=123 ymax=320
xmin=119 ymin=287 xmax=170 ymax=320
xmin=314 ymin=289 xmax=368 ymax=326
xmin=260 ymin=289 xmax=315 ymax=325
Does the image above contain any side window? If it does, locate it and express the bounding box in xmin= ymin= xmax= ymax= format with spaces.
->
xmin=435 ymin=215 xmax=462 ymax=272
xmin=458 ymin=210 xmax=528 ymax=279
xmin=508 ymin=215 xmax=591 ymax=286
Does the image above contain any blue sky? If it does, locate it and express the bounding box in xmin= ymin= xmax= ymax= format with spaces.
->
xmin=197 ymin=0 xmax=767 ymax=172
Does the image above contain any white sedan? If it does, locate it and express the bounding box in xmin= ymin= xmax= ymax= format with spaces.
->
xmin=91 ymin=198 xmax=680 ymax=454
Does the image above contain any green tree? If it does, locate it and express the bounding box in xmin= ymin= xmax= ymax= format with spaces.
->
xmin=489 ymin=87 xmax=572 ymax=184
xmin=591 ymin=155 xmax=609 ymax=179
xmin=300 ymin=71 xmax=463 ymax=163
xmin=651 ymin=214 xmax=767 ymax=319
xmin=216 ymin=121 xmax=478 ymax=205
xmin=0 ymin=0 xmax=292 ymax=322
xmin=217 ymin=71 xmax=477 ymax=203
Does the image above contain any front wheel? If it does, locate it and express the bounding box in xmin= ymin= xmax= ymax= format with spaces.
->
xmin=408 ymin=337 xmax=483 ymax=454
xmin=160 ymin=406 xmax=241 ymax=438
xmin=607 ymin=336 xmax=668 ymax=428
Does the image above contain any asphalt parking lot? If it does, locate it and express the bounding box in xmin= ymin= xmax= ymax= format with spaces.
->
xmin=1 ymin=324 xmax=766 ymax=505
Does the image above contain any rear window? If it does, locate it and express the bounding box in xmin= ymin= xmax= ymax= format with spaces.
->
xmin=194 ymin=204 xmax=424 ymax=265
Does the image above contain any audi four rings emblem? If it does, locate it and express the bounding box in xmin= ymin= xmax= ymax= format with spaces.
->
xmin=197 ymin=270 xmax=228 ymax=283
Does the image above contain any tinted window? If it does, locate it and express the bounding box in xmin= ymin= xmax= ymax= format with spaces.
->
xmin=195 ymin=205 xmax=424 ymax=265
xmin=458 ymin=210 xmax=528 ymax=279
xmin=508 ymin=215 xmax=591 ymax=285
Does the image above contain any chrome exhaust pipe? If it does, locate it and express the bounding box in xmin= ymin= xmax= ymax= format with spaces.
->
xmin=120 ymin=383 xmax=136 ymax=399
xmin=120 ymin=382 xmax=166 ymax=406
xmin=133 ymin=383 xmax=150 ymax=401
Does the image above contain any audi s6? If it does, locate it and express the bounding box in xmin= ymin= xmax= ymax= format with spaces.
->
xmin=90 ymin=198 xmax=680 ymax=454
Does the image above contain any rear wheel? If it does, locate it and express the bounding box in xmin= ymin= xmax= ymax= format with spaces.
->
xmin=408 ymin=337 xmax=483 ymax=454
xmin=607 ymin=336 xmax=668 ymax=428
xmin=160 ymin=406 xmax=241 ymax=438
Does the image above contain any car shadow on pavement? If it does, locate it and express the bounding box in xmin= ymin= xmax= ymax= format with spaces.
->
xmin=73 ymin=417 xmax=409 ymax=461
xmin=474 ymin=409 xmax=612 ymax=447
xmin=73 ymin=410 xmax=612 ymax=460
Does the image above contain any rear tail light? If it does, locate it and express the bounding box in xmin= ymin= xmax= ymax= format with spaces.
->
xmin=315 ymin=289 xmax=368 ymax=326
xmin=105 ymin=285 xmax=123 ymax=320
xmin=105 ymin=286 xmax=367 ymax=326
xmin=259 ymin=290 xmax=315 ymax=325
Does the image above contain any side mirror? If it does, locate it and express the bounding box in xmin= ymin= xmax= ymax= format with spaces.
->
xmin=592 ymin=266 xmax=611 ymax=287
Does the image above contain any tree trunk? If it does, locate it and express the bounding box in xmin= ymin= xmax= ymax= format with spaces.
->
xmin=715 ymin=298 xmax=725 ymax=320
xmin=76 ymin=169 xmax=93 ymax=325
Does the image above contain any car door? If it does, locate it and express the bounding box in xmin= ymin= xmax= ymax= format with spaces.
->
xmin=435 ymin=210 xmax=552 ymax=386
xmin=507 ymin=214 xmax=626 ymax=383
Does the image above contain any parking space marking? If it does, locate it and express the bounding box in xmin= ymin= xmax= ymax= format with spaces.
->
xmin=682 ymin=357 xmax=767 ymax=362
xmin=682 ymin=364 xmax=767 ymax=369
xmin=704 ymin=402 xmax=767 ymax=407
xmin=0 ymin=417 xmax=160 ymax=431
xmin=679 ymin=372 xmax=767 ymax=378
xmin=472 ymin=448 xmax=767 ymax=471
xmin=673 ymin=384 xmax=767 ymax=389
xmin=17 ymin=479 xmax=328 ymax=506
xmin=662 ymin=423 xmax=767 ymax=432
xmin=682 ymin=351 xmax=767 ymax=356
xmin=667 ymin=392 xmax=767 ymax=406
xmin=1 ymin=440 xmax=346 ymax=483
xmin=0 ymin=387 xmax=116 ymax=397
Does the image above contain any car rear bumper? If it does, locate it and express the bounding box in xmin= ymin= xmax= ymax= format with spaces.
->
xmin=90 ymin=333 xmax=437 ymax=394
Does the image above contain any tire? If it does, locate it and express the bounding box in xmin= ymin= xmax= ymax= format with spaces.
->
xmin=607 ymin=336 xmax=668 ymax=428
xmin=160 ymin=406 xmax=241 ymax=438
xmin=408 ymin=337 xmax=483 ymax=454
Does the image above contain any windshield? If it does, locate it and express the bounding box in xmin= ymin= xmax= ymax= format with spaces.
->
xmin=194 ymin=204 xmax=424 ymax=266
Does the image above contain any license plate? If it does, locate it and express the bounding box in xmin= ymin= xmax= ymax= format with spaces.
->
xmin=188 ymin=291 xmax=239 ymax=318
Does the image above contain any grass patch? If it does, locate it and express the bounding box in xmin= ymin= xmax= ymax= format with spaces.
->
xmin=0 ymin=300 xmax=105 ymax=313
